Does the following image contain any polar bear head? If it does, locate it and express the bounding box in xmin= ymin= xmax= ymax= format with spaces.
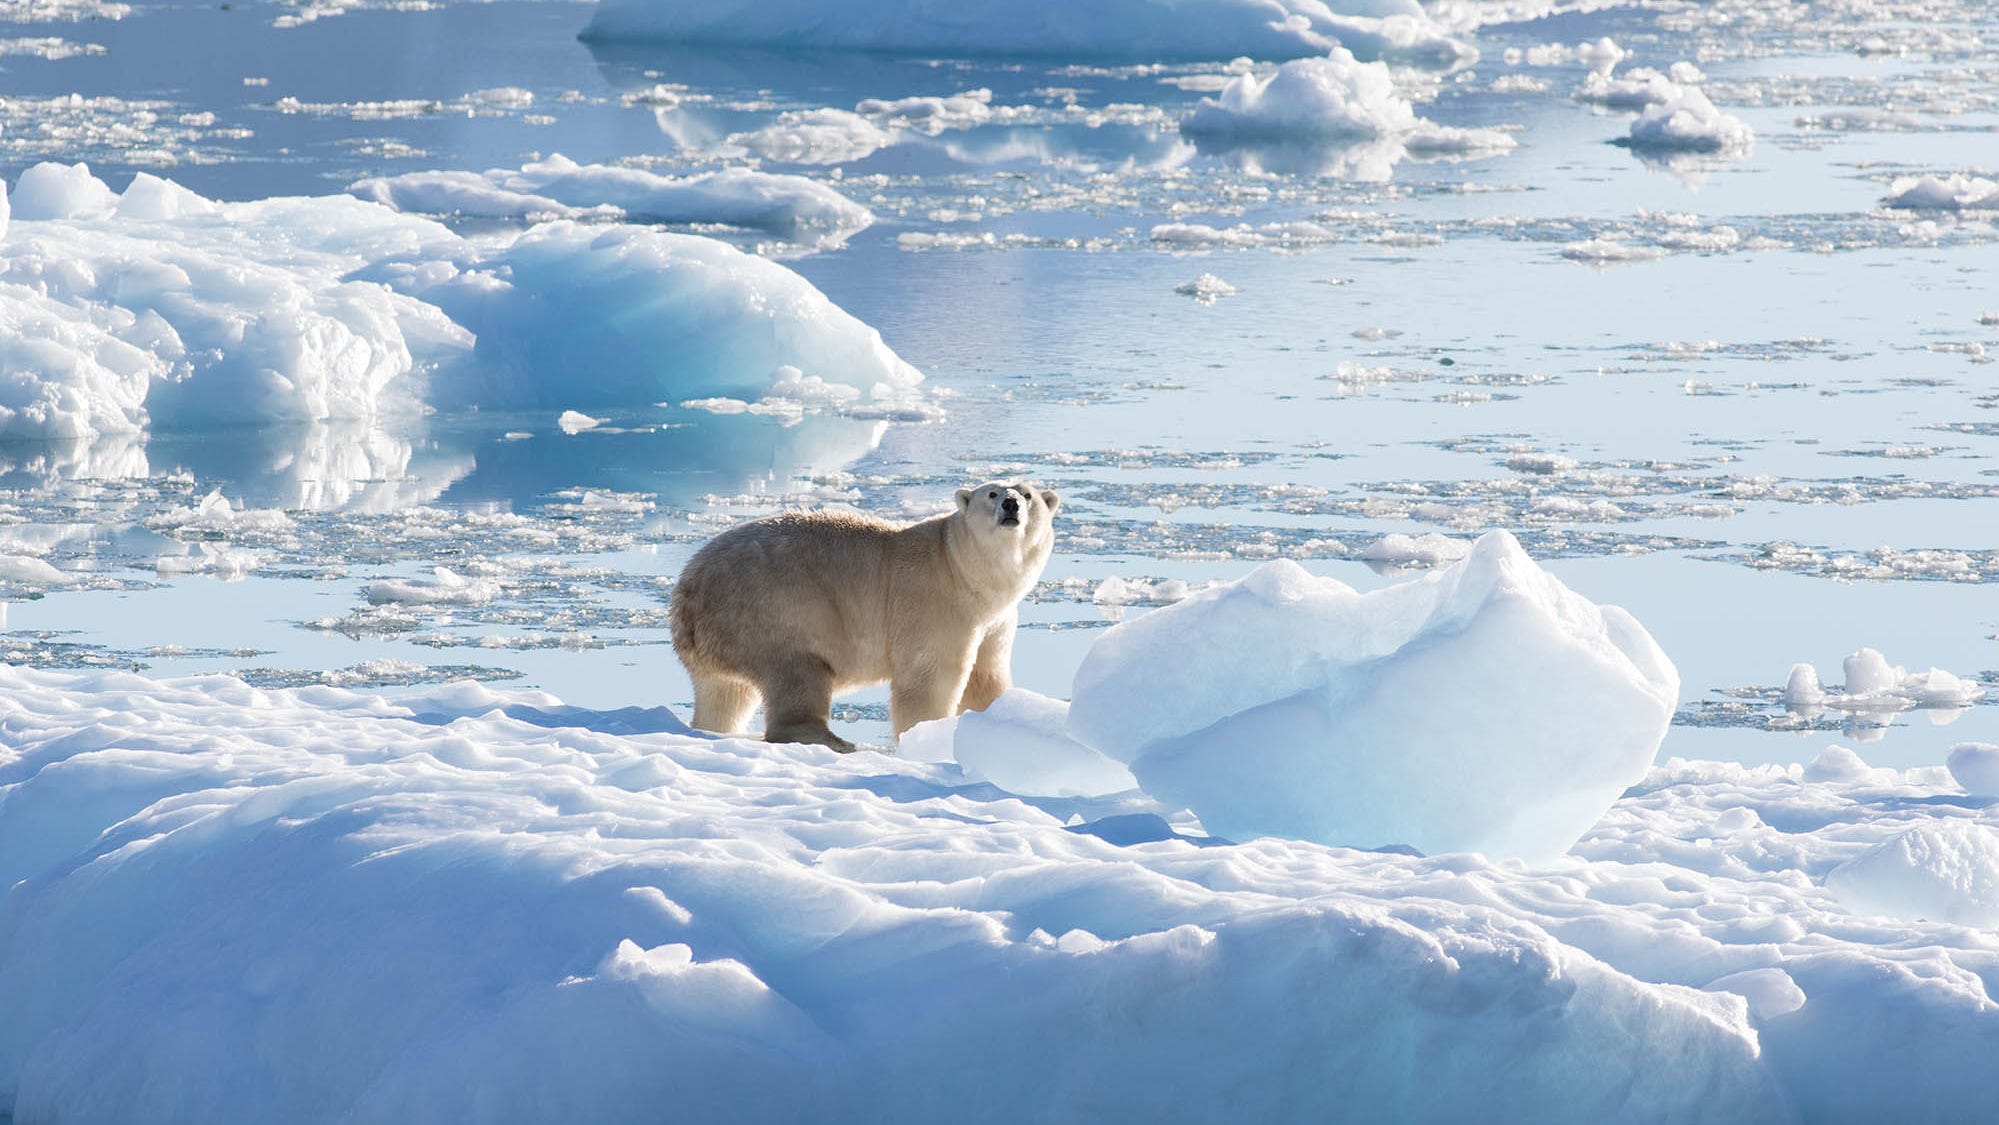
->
xmin=956 ymin=480 xmax=1059 ymax=550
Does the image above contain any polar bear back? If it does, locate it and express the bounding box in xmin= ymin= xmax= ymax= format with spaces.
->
xmin=671 ymin=510 xmax=911 ymax=687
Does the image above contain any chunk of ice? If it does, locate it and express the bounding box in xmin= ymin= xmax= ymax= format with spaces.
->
xmin=1067 ymin=531 xmax=1678 ymax=860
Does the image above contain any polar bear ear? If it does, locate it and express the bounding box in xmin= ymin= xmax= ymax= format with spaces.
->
xmin=1040 ymin=489 xmax=1060 ymax=513
xmin=956 ymin=487 xmax=974 ymax=510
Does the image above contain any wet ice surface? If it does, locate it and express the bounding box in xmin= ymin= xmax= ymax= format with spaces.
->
xmin=2 ymin=0 xmax=1998 ymax=768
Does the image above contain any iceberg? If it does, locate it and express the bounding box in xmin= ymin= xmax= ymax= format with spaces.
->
xmin=581 ymin=0 xmax=1474 ymax=67
xmin=1066 ymin=531 xmax=1679 ymax=860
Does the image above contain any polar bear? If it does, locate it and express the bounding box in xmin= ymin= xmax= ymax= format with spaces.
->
xmin=670 ymin=481 xmax=1060 ymax=751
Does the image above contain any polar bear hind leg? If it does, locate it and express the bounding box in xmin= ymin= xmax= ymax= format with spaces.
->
xmin=761 ymin=654 xmax=856 ymax=753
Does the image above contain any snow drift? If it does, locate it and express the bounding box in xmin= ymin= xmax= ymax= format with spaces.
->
xmin=0 ymin=163 xmax=921 ymax=438
xmin=581 ymin=0 xmax=1474 ymax=67
xmin=1066 ymin=530 xmax=1679 ymax=860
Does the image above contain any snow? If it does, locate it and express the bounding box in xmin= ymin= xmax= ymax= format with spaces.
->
xmin=1946 ymin=743 xmax=1999 ymax=796
xmin=1183 ymin=50 xmax=1517 ymax=158
xmin=1826 ymin=820 xmax=1999 ymax=927
xmin=1884 ymin=174 xmax=1999 ymax=210
xmin=1067 ymin=531 xmax=1679 ymax=860
xmin=0 ymin=163 xmax=923 ymax=436
xmin=350 ymin=155 xmax=874 ymax=246
xmin=581 ymin=0 xmax=1474 ymax=67
xmin=8 ymin=664 xmax=1999 ymax=1121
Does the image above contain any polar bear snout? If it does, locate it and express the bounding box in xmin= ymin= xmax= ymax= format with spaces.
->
xmin=999 ymin=494 xmax=1022 ymax=525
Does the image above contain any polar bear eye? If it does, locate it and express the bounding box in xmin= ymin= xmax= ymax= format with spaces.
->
xmin=988 ymin=491 xmax=997 ymax=499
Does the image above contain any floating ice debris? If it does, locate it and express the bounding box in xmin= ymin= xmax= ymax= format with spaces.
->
xmin=1149 ymin=221 xmax=1339 ymax=250
xmin=557 ymin=410 xmax=603 ymax=435
xmin=1174 ymin=273 xmax=1237 ymax=304
xmin=1784 ymin=649 xmax=1984 ymax=718
xmin=145 ymin=492 xmax=294 ymax=537
xmin=727 ymin=109 xmax=894 ymax=165
xmin=1506 ymin=37 xmax=1628 ymax=72
xmin=351 ymin=155 xmax=874 ymax=246
xmin=1183 ymin=50 xmax=1516 ymax=168
xmin=1356 ymin=532 xmax=1472 ymax=568
xmin=1884 ymin=174 xmax=1999 ymax=211
xmin=364 ymin=566 xmax=502 ymax=606
xmin=154 ymin=543 xmax=263 ymax=580
xmin=1575 ymin=64 xmax=1704 ymax=111
xmin=1561 ymin=238 xmax=1668 ymax=263
xmin=1946 ymin=743 xmax=1999 ymax=798
xmin=1092 ymin=575 xmax=1202 ymax=607
xmin=1826 ymin=820 xmax=1999 ymax=927
xmin=1067 ymin=531 xmax=1678 ymax=860
xmin=1504 ymin=451 xmax=1578 ymax=474
xmin=855 ymin=89 xmax=996 ymax=133
xmin=582 ymin=0 xmax=1472 ymax=67
xmin=1612 ymin=74 xmax=1753 ymax=154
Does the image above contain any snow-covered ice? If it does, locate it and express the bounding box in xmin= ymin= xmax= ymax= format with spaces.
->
xmin=8 ymin=664 xmax=1999 ymax=1122
xmin=1067 ymin=531 xmax=1679 ymax=860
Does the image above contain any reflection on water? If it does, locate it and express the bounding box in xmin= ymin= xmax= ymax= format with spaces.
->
xmin=0 ymin=406 xmax=892 ymax=515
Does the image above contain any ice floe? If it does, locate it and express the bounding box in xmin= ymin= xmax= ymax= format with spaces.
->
xmin=0 ymin=163 xmax=924 ymax=437
xmin=350 ymin=155 xmax=874 ymax=246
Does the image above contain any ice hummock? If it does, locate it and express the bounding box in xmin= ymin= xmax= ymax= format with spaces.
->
xmin=0 ymin=163 xmax=922 ymax=438
xmin=1066 ymin=530 xmax=1678 ymax=860
xmin=582 ymin=0 xmax=1475 ymax=67
xmin=350 ymin=155 xmax=874 ymax=247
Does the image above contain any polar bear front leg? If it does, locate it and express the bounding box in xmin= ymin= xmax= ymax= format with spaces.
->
xmin=957 ymin=612 xmax=1016 ymax=714
xmin=890 ymin=638 xmax=978 ymax=738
